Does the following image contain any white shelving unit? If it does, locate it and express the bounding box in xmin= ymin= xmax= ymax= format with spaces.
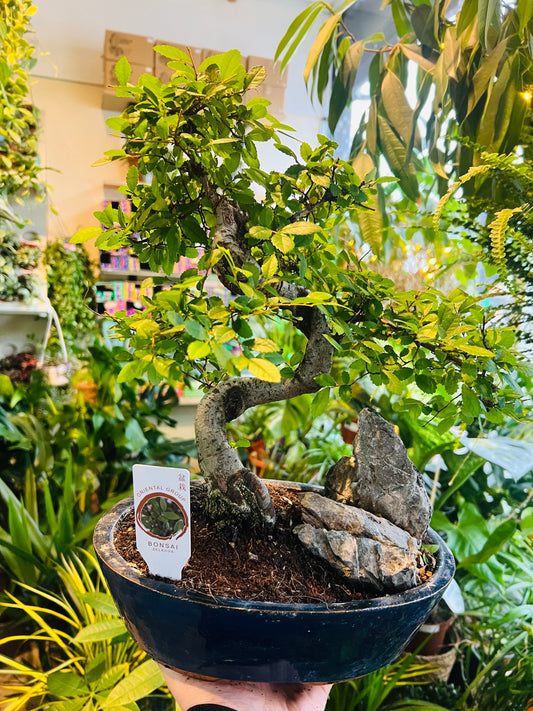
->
xmin=0 ymin=300 xmax=52 ymax=317
xmin=0 ymin=298 xmax=69 ymax=370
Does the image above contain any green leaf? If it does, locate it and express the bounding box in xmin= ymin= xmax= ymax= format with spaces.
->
xmin=212 ymin=325 xmax=236 ymax=344
xmin=292 ymin=291 xmax=333 ymax=304
xmin=381 ymin=69 xmax=417 ymax=147
xmin=125 ymin=418 xmax=148 ymax=451
xmin=521 ymin=507 xmax=533 ymax=536
xmin=477 ymin=0 xmax=500 ymax=48
xmin=461 ymin=384 xmax=481 ymax=419
xmin=134 ymin=319 xmax=159 ymax=338
xmin=0 ymin=374 xmax=14 ymax=398
xmin=261 ymin=254 xmax=278 ymax=280
xmin=212 ymin=342 xmax=232 ymax=368
xmin=303 ymin=12 xmax=342 ymax=84
xmin=276 ymin=1 xmax=323 ymax=66
xmin=184 ymin=320 xmax=208 ymax=340
xmin=461 ymin=436 xmax=533 ymax=479
xmin=117 ymin=359 xmax=146 ymax=383
xmin=517 ymin=0 xmax=533 ymax=32
xmin=459 ymin=519 xmax=517 ymax=567
xmin=377 ymin=114 xmax=419 ymax=200
xmin=73 ymin=620 xmax=127 ymax=643
xmin=187 ymin=340 xmax=210 ymax=359
xmin=248 ymin=358 xmax=281 ymax=383
xmin=94 ymin=664 xmax=129 ymax=693
xmin=79 ymin=592 xmax=118 ymax=615
xmin=245 ymin=65 xmax=267 ymax=89
xmin=272 ymin=232 xmax=295 ymax=253
xmin=454 ymin=344 xmax=494 ymax=357
xmin=328 ymin=41 xmax=365 ymax=133
xmin=435 ymin=451 xmax=485 ymax=509
xmin=456 ymin=0 xmax=478 ymax=36
xmin=249 ymin=225 xmax=272 ymax=240
xmin=48 ymin=671 xmax=88 ymax=698
xmin=126 ymin=165 xmax=139 ymax=192
xmin=477 ymin=56 xmax=512 ymax=150
xmin=115 ymin=56 xmax=132 ymax=85
xmin=103 ymin=660 xmax=164 ymax=709
xmin=282 ymin=221 xmax=322 ymax=235
xmin=399 ymin=43 xmax=435 ymax=73
xmin=253 ymin=338 xmax=278 ymax=353
xmin=311 ymin=387 xmax=330 ymax=417
xmin=0 ymin=58 xmax=10 ymax=86
xmin=154 ymin=44 xmax=190 ymax=62
xmin=467 ymin=39 xmax=508 ymax=116
xmin=70 ymin=227 xmax=102 ymax=244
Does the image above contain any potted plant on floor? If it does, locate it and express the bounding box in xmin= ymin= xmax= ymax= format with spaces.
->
xmin=80 ymin=49 xmax=524 ymax=683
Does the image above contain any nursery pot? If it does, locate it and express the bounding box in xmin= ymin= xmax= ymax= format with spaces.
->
xmin=94 ymin=480 xmax=455 ymax=683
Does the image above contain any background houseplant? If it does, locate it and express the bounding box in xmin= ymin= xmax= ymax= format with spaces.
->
xmin=277 ymin=0 xmax=533 ymax=339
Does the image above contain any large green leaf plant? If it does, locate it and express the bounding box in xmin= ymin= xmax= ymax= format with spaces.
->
xmin=277 ymin=0 xmax=533 ymax=200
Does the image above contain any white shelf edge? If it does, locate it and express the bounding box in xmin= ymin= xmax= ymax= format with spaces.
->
xmin=0 ymin=300 xmax=52 ymax=317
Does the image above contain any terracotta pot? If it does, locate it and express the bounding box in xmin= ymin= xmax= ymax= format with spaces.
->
xmin=341 ymin=420 xmax=358 ymax=445
xmin=405 ymin=616 xmax=455 ymax=656
xmin=94 ymin=480 xmax=455 ymax=683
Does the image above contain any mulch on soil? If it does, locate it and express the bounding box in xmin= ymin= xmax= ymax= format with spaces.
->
xmin=114 ymin=481 xmax=369 ymax=604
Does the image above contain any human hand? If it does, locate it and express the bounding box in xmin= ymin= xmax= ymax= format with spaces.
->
xmin=159 ymin=665 xmax=332 ymax=711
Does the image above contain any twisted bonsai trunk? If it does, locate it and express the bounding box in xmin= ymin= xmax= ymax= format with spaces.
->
xmin=194 ymin=196 xmax=334 ymax=532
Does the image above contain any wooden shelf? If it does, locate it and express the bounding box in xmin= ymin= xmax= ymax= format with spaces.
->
xmin=98 ymin=269 xmax=165 ymax=280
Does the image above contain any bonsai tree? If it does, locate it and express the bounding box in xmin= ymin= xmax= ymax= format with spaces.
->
xmin=74 ymin=48 xmax=524 ymax=534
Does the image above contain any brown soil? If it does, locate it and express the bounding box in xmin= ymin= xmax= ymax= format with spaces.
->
xmin=115 ymin=481 xmax=371 ymax=604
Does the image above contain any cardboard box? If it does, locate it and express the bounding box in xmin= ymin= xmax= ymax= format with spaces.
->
xmin=260 ymin=84 xmax=286 ymax=117
xmin=154 ymin=41 xmax=203 ymax=83
xmin=104 ymin=30 xmax=154 ymax=66
xmin=103 ymin=59 xmax=153 ymax=87
xmin=247 ymin=55 xmax=287 ymax=87
xmin=102 ymin=89 xmax=131 ymax=112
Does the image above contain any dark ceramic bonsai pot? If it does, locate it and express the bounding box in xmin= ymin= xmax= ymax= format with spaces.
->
xmin=94 ymin=481 xmax=455 ymax=683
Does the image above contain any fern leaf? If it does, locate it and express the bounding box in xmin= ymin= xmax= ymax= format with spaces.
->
xmin=489 ymin=207 xmax=521 ymax=268
xmin=433 ymin=164 xmax=492 ymax=232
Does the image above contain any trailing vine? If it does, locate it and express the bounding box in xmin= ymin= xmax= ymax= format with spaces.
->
xmin=44 ymin=241 xmax=97 ymax=355
xmin=0 ymin=0 xmax=41 ymax=199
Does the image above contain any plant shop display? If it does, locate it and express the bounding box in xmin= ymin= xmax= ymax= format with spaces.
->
xmin=0 ymin=338 xmax=190 ymax=596
xmin=0 ymin=0 xmax=41 ymax=201
xmin=0 ymin=0 xmax=42 ymax=284
xmin=70 ymin=47 xmax=532 ymax=682
xmin=0 ymin=228 xmax=42 ymax=303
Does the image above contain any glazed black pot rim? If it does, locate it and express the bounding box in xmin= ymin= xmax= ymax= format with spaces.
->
xmin=94 ymin=481 xmax=455 ymax=614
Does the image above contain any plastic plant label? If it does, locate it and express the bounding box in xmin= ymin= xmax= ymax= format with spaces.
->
xmin=133 ymin=464 xmax=191 ymax=581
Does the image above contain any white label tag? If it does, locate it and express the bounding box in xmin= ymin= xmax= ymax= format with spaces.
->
xmin=132 ymin=464 xmax=191 ymax=581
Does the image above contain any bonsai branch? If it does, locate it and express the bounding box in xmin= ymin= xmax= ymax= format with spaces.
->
xmin=195 ymin=195 xmax=335 ymax=530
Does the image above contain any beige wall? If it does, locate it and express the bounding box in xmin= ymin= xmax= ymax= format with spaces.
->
xmin=30 ymin=77 xmax=125 ymax=246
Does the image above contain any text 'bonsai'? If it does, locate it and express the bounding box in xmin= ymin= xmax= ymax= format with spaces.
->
xmin=74 ymin=49 xmax=522 ymax=590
